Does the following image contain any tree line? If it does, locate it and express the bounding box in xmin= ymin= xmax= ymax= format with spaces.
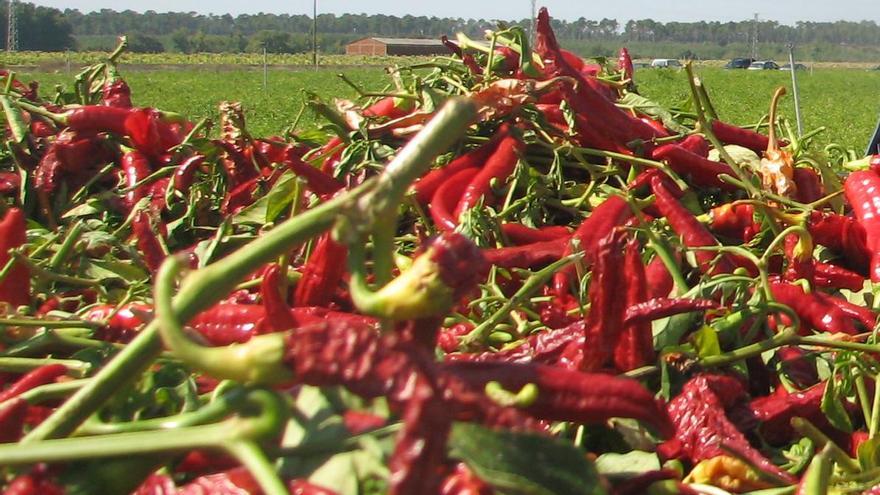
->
xmin=3 ymin=3 xmax=880 ymax=61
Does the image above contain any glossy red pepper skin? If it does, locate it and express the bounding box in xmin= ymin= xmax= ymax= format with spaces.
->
xmin=651 ymin=176 xmax=735 ymax=275
xmin=0 ymin=364 xmax=67 ymax=404
xmin=769 ymin=280 xmax=858 ymax=335
xmin=775 ymin=346 xmax=819 ymax=389
xmin=122 ymin=150 xmax=153 ymax=210
xmin=844 ymin=170 xmax=880 ymax=281
xmin=645 ymin=254 xmax=676 ymax=299
xmin=650 ymin=143 xmax=737 ymax=191
xmin=172 ymin=155 xmax=205 ymax=193
xmin=813 ymin=261 xmax=864 ymax=291
xmin=414 ymin=147 xmax=483 ymax=205
xmin=500 ymin=223 xmax=569 ymax=244
xmin=65 ymin=105 xmax=131 ymax=135
xmin=293 ymin=233 xmax=348 ymax=308
xmin=454 ymin=134 xmax=523 ymax=218
xmin=0 ymin=398 xmax=29 ymax=443
xmin=363 ymin=96 xmax=414 ymax=120
xmin=806 ymin=211 xmax=870 ymax=270
xmin=482 ymin=238 xmax=568 ymax=269
xmin=259 ymin=264 xmax=297 ymax=332
xmin=710 ymin=120 xmax=770 ymax=153
xmin=747 ymin=384 xmax=837 ymax=446
xmin=102 ymin=79 xmax=133 ymax=108
xmin=708 ymin=203 xmax=757 ymax=241
xmin=131 ymin=211 xmax=166 ymax=275
xmin=617 ymin=47 xmax=634 ymax=80
xmin=0 ymin=207 xmax=30 ymax=308
xmin=552 ymin=195 xmax=634 ymax=295
xmin=678 ymin=134 xmax=710 ymax=158
xmin=430 ymin=167 xmax=479 ymax=231
xmin=289 ymin=479 xmax=339 ymax=495
xmin=824 ymin=294 xmax=877 ymax=331
xmin=284 ymin=152 xmax=343 ymax=196
xmin=792 ymin=167 xmax=824 ymax=204
xmin=439 ymin=463 xmax=492 ymax=495
xmin=124 ymin=108 xmax=182 ymax=159
xmin=82 ymin=303 xmax=151 ymax=342
xmin=33 ymin=134 xmax=108 ymax=195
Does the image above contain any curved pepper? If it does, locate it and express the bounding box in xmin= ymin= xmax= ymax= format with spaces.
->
xmin=0 ymin=207 xmax=30 ymax=308
xmin=844 ymin=169 xmax=880 ymax=281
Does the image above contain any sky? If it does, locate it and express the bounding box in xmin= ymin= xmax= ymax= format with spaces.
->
xmin=30 ymin=0 xmax=880 ymax=25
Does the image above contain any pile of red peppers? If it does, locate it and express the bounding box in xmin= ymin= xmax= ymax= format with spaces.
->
xmin=1 ymin=12 xmax=880 ymax=495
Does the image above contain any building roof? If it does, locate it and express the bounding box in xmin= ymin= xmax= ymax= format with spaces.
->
xmin=364 ymin=37 xmax=446 ymax=46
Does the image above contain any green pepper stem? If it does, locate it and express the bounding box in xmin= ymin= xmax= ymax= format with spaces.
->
xmin=791 ymin=417 xmax=860 ymax=474
xmin=224 ymin=441 xmax=289 ymax=495
xmin=155 ymin=256 xmax=292 ymax=385
xmin=0 ymin=356 xmax=90 ymax=376
xmin=25 ymin=98 xmax=477 ymax=442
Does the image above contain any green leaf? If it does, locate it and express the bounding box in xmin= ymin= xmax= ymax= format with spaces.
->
xmin=692 ymin=325 xmax=721 ymax=358
xmin=820 ymin=378 xmax=853 ymax=433
xmin=80 ymin=258 xmax=146 ymax=283
xmin=232 ymin=170 xmax=299 ymax=225
xmin=595 ymin=451 xmax=660 ymax=479
xmin=617 ymin=92 xmax=690 ymax=134
xmin=448 ymin=422 xmax=607 ymax=495
xmin=1 ymin=96 xmax=28 ymax=143
xmin=857 ymin=437 xmax=880 ymax=471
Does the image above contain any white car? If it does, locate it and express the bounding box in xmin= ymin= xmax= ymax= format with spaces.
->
xmin=650 ymin=58 xmax=682 ymax=68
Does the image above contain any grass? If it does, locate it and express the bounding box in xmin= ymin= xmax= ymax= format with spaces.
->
xmin=12 ymin=61 xmax=880 ymax=152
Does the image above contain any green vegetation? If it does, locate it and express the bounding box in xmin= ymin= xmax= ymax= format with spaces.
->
xmin=11 ymin=63 xmax=879 ymax=152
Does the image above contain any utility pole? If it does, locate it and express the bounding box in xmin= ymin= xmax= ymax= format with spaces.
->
xmin=529 ymin=0 xmax=536 ymax=43
xmin=6 ymin=0 xmax=18 ymax=52
xmin=312 ymin=0 xmax=317 ymax=67
xmin=750 ymin=13 xmax=759 ymax=60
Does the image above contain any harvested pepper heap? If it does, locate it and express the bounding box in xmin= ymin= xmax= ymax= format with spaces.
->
xmin=1 ymin=10 xmax=880 ymax=494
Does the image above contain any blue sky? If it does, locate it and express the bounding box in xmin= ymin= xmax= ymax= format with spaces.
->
xmin=32 ymin=0 xmax=880 ymax=24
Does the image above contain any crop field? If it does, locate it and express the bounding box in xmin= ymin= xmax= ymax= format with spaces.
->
xmin=11 ymin=59 xmax=880 ymax=152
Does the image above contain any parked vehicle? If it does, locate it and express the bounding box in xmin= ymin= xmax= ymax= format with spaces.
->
xmin=748 ymin=60 xmax=780 ymax=70
xmin=651 ymin=58 xmax=682 ymax=68
xmin=724 ymin=58 xmax=754 ymax=69
xmin=780 ymin=63 xmax=808 ymax=71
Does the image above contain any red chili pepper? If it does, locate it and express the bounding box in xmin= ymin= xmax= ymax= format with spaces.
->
xmin=430 ymin=167 xmax=480 ymax=231
xmin=707 ymin=203 xmax=757 ymax=241
xmin=65 ymin=105 xmax=132 ymax=135
xmin=439 ymin=463 xmax=492 ymax=495
xmin=678 ymin=134 xmax=710 ymax=158
xmin=0 ymin=364 xmax=67 ymax=404
xmin=284 ymin=152 xmax=344 ymax=196
xmin=581 ymin=229 xmax=629 ymax=372
xmin=33 ymin=133 xmax=108 ymax=195
xmin=640 ymin=117 xmax=671 ymax=137
xmin=172 ymin=155 xmax=205 ymax=193
xmin=500 ymin=223 xmax=569 ymax=244
xmin=650 ymin=143 xmax=737 ymax=191
xmin=710 ymin=120 xmax=770 ymax=153
xmin=775 ymin=346 xmax=818 ymax=389
xmin=623 ymin=297 xmax=719 ymax=326
xmin=124 ymin=108 xmax=182 ymax=158
xmin=783 ymin=233 xmax=814 ymax=283
xmin=121 ymin=150 xmax=153 ymax=210
xmin=30 ymin=119 xmax=56 ymax=138
xmin=823 ymin=294 xmax=877 ymax=331
xmin=768 ymin=280 xmax=858 ymax=335
xmin=82 ymin=303 xmax=151 ymax=343
xmin=806 ymin=211 xmax=869 ymax=271
xmin=536 ymin=103 xmax=566 ymax=130
xmin=482 ymin=238 xmax=568 ymax=269
xmin=131 ymin=210 xmax=166 ymax=275
xmin=178 ymin=467 xmax=261 ymax=494
xmin=535 ymin=9 xmax=660 ymax=148
xmin=0 ymin=398 xmax=29 ymax=443
xmin=813 ymin=262 xmax=865 ymax=291
xmin=363 ymin=96 xmax=415 ymax=120
xmin=552 ymin=195 xmax=634 ymax=295
xmin=454 ymin=134 xmax=523 ymax=218
xmin=414 ymin=140 xmax=497 ymax=205
xmin=316 ymin=136 xmax=345 ymax=175
xmin=792 ymin=167 xmax=824 ymax=204
xmin=102 ymin=78 xmax=133 ymax=109
xmin=660 ymin=374 xmax=797 ymax=484
xmin=289 ymin=479 xmax=339 ymax=495
xmin=220 ymin=176 xmax=260 ymax=215
xmin=293 ymin=233 xmax=348 ymax=308
xmin=845 ymin=169 xmax=880 ymax=281
xmin=442 ymin=361 xmax=674 ymax=437
xmin=613 ymin=238 xmax=654 ymax=372
xmin=651 ymin=176 xmax=735 ymax=275
xmin=0 ymin=207 xmax=30 ymax=308
xmin=748 ymin=384 xmax=840 ymax=446
xmin=259 ymin=263 xmax=297 ymax=332
xmin=617 ymin=47 xmax=634 ymax=80
xmin=645 ymin=254 xmax=676 ymax=299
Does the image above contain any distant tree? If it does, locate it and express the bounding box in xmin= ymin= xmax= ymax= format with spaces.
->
xmin=171 ymin=28 xmax=191 ymax=53
xmin=0 ymin=2 xmax=73 ymax=50
xmin=127 ymin=33 xmax=164 ymax=53
xmin=247 ymin=30 xmax=292 ymax=53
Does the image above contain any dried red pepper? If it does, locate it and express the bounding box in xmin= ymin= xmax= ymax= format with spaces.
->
xmin=293 ymin=233 xmax=348 ymax=308
xmin=0 ymin=207 xmax=30 ymax=308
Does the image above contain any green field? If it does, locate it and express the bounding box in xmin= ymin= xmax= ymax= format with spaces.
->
xmin=12 ymin=61 xmax=880 ymax=152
